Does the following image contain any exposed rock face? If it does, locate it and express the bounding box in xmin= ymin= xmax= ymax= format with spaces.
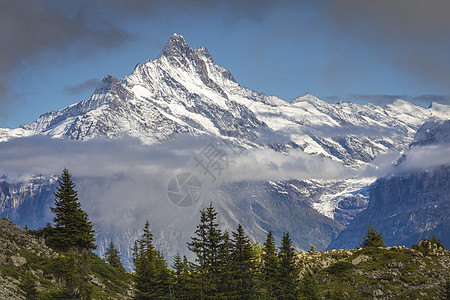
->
xmin=0 ymin=217 xmax=58 ymax=260
xmin=328 ymin=165 xmax=450 ymax=250
xmin=0 ymin=218 xmax=58 ymax=299
xmin=0 ymin=176 xmax=57 ymax=229
xmin=328 ymin=121 xmax=450 ymax=250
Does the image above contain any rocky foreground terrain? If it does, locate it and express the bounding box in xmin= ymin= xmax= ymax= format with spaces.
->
xmin=1 ymin=217 xmax=449 ymax=299
xmin=300 ymin=240 xmax=449 ymax=299
xmin=0 ymin=218 xmax=131 ymax=299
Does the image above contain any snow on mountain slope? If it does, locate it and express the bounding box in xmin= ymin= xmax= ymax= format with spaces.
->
xmin=1 ymin=33 xmax=450 ymax=266
xmin=2 ymin=33 xmax=449 ymax=168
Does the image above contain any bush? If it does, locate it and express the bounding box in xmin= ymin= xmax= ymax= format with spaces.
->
xmin=325 ymin=261 xmax=354 ymax=275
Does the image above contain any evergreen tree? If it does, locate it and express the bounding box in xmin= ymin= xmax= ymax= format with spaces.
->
xmin=300 ymin=274 xmax=320 ymax=300
xmin=105 ymin=241 xmax=125 ymax=272
xmin=230 ymin=224 xmax=256 ymax=299
xmin=19 ymin=274 xmax=39 ymax=300
xmin=431 ymin=233 xmax=445 ymax=249
xmin=359 ymin=225 xmax=386 ymax=248
xmin=133 ymin=221 xmax=171 ymax=299
xmin=218 ymin=231 xmax=233 ymax=298
xmin=51 ymin=168 xmax=96 ymax=251
xmin=51 ymin=250 xmax=93 ymax=299
xmin=187 ymin=203 xmax=226 ymax=299
xmin=277 ymin=232 xmax=299 ymax=299
xmin=173 ymin=253 xmax=195 ymax=299
xmin=261 ymin=231 xmax=279 ymax=299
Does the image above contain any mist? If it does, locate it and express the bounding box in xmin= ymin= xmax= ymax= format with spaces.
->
xmin=1 ymin=134 xmax=448 ymax=268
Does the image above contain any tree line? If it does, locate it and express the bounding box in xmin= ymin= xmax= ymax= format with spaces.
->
xmin=35 ymin=168 xmax=405 ymax=299
xmin=131 ymin=202 xmax=319 ymax=299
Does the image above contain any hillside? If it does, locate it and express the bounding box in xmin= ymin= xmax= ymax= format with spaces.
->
xmin=1 ymin=217 xmax=449 ymax=299
xmin=0 ymin=218 xmax=132 ymax=299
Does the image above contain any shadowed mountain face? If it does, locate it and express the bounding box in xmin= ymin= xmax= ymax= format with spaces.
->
xmin=328 ymin=166 xmax=450 ymax=250
xmin=0 ymin=34 xmax=449 ymax=269
xmin=329 ymin=121 xmax=450 ymax=250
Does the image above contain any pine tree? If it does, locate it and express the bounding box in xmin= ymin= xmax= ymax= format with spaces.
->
xmin=19 ymin=274 xmax=39 ymax=300
xmin=300 ymin=274 xmax=320 ymax=300
xmin=431 ymin=233 xmax=445 ymax=249
xmin=172 ymin=253 xmax=194 ymax=299
xmin=218 ymin=231 xmax=233 ymax=298
xmin=51 ymin=168 xmax=96 ymax=251
xmin=187 ymin=203 xmax=225 ymax=299
xmin=359 ymin=225 xmax=386 ymax=248
xmin=261 ymin=231 xmax=279 ymax=299
xmin=133 ymin=220 xmax=171 ymax=299
xmin=172 ymin=253 xmax=184 ymax=298
xmin=230 ymin=224 xmax=256 ymax=299
xmin=105 ymin=241 xmax=125 ymax=272
xmin=277 ymin=232 xmax=299 ymax=299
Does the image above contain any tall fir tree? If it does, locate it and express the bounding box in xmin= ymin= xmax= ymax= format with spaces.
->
xmin=51 ymin=168 xmax=96 ymax=251
xmin=187 ymin=202 xmax=226 ymax=299
xmin=262 ymin=231 xmax=279 ymax=299
xmin=133 ymin=220 xmax=172 ymax=299
xmin=277 ymin=232 xmax=300 ymax=300
xmin=230 ymin=224 xmax=256 ymax=299
xmin=172 ymin=253 xmax=195 ymax=299
xmin=105 ymin=241 xmax=125 ymax=272
xmin=218 ymin=231 xmax=233 ymax=298
xmin=300 ymin=274 xmax=320 ymax=300
xmin=359 ymin=225 xmax=386 ymax=248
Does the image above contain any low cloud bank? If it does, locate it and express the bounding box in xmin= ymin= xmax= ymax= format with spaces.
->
xmin=395 ymin=144 xmax=450 ymax=175
xmin=1 ymin=134 xmax=448 ymax=267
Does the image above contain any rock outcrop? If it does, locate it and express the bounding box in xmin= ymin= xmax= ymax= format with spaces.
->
xmin=298 ymin=239 xmax=450 ymax=299
xmin=0 ymin=218 xmax=132 ymax=299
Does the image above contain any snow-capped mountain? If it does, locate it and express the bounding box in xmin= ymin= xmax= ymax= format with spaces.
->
xmin=2 ymin=34 xmax=449 ymax=167
xmin=1 ymin=34 xmax=449 ymax=268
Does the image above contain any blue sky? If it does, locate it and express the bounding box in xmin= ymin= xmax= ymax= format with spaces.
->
xmin=1 ymin=0 xmax=449 ymax=128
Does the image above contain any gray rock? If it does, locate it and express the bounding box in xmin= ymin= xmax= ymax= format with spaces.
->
xmin=352 ymin=254 xmax=370 ymax=265
xmin=8 ymin=254 xmax=27 ymax=268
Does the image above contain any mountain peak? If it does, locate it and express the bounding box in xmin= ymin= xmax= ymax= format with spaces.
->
xmin=94 ymin=75 xmax=119 ymax=94
xmin=161 ymin=33 xmax=193 ymax=59
xmin=291 ymin=93 xmax=321 ymax=104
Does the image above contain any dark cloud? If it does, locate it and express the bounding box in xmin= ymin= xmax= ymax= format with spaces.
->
xmin=346 ymin=94 xmax=405 ymax=106
xmin=324 ymin=0 xmax=450 ymax=88
xmin=0 ymin=0 xmax=130 ymax=108
xmin=63 ymin=79 xmax=101 ymax=96
xmin=411 ymin=95 xmax=450 ymax=106
xmin=0 ymin=0 xmax=291 ymax=110
xmin=1 ymin=0 xmax=449 ymax=113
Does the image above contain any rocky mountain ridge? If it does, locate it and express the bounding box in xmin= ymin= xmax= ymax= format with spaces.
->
xmin=0 ymin=217 xmax=131 ymax=299
xmin=1 ymin=34 xmax=449 ymax=167
xmin=329 ymin=121 xmax=450 ymax=250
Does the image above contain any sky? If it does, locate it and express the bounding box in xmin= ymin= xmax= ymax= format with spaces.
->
xmin=1 ymin=0 xmax=450 ymax=128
